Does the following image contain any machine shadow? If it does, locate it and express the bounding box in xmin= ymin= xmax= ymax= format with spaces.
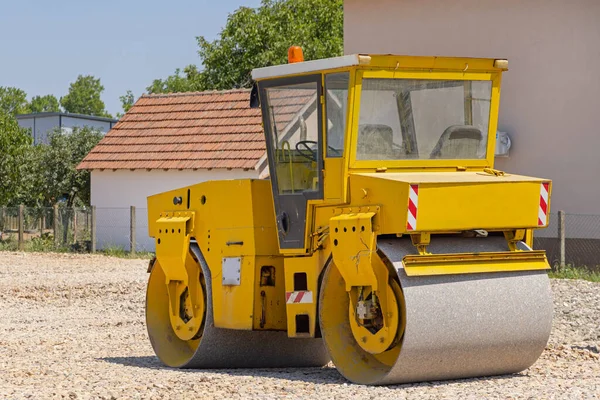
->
xmin=99 ymin=356 xmax=344 ymax=384
xmin=101 ymin=356 xmax=165 ymax=370
xmin=100 ymin=356 xmax=523 ymax=387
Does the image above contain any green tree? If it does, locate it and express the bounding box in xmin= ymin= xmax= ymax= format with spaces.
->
xmin=36 ymin=126 xmax=103 ymax=207
xmin=116 ymin=90 xmax=136 ymax=118
xmin=0 ymin=111 xmax=34 ymax=205
xmin=0 ymin=87 xmax=30 ymax=115
xmin=147 ymin=66 xmax=205 ymax=94
xmin=60 ymin=75 xmax=112 ymax=118
xmin=30 ymin=94 xmax=61 ymax=113
xmin=148 ymin=0 xmax=343 ymax=93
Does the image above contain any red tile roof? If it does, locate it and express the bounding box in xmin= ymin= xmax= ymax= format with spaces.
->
xmin=78 ymin=89 xmax=265 ymax=170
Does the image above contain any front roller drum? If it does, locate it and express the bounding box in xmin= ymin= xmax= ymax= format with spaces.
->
xmin=319 ymin=238 xmax=553 ymax=385
xmin=146 ymin=244 xmax=329 ymax=369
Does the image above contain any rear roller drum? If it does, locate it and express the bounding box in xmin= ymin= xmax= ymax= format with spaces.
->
xmin=319 ymin=239 xmax=553 ymax=385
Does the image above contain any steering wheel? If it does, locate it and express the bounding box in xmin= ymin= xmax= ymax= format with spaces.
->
xmin=295 ymin=140 xmax=318 ymax=161
xmin=294 ymin=140 xmax=345 ymax=160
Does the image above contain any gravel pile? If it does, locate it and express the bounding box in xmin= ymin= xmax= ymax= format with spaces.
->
xmin=0 ymin=252 xmax=598 ymax=399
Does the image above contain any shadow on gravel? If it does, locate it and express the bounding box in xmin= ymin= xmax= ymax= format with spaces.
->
xmin=101 ymin=356 xmax=164 ymax=369
xmin=100 ymin=356 xmax=344 ymax=384
xmin=100 ymin=356 xmax=522 ymax=387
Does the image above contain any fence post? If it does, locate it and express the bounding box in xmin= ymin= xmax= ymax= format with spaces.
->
xmin=558 ymin=210 xmax=566 ymax=268
xmin=0 ymin=206 xmax=5 ymax=232
xmin=18 ymin=205 xmax=24 ymax=251
xmin=90 ymin=206 xmax=97 ymax=253
xmin=40 ymin=212 xmax=45 ymax=237
xmin=73 ymin=209 xmax=78 ymax=244
xmin=53 ymin=205 xmax=59 ymax=246
xmin=130 ymin=206 xmax=136 ymax=255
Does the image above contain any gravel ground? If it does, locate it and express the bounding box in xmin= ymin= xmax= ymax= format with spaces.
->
xmin=0 ymin=252 xmax=598 ymax=399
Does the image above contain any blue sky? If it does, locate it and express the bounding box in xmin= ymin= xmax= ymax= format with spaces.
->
xmin=0 ymin=0 xmax=262 ymax=117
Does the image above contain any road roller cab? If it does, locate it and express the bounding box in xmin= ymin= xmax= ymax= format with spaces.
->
xmin=146 ymin=53 xmax=554 ymax=385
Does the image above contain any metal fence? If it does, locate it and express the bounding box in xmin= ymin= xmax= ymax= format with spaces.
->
xmin=0 ymin=205 xmax=150 ymax=254
xmin=534 ymin=212 xmax=600 ymax=270
xmin=1 ymin=206 xmax=599 ymax=268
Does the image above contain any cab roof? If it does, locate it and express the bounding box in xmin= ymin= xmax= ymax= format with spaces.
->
xmin=251 ymin=54 xmax=508 ymax=81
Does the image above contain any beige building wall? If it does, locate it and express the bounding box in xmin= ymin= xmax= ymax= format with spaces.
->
xmin=344 ymin=0 xmax=600 ymax=214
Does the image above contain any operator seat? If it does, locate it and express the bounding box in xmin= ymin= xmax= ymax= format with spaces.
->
xmin=357 ymin=124 xmax=395 ymax=159
xmin=429 ymin=125 xmax=483 ymax=159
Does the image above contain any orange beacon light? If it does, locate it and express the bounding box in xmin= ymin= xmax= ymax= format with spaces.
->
xmin=288 ymin=46 xmax=304 ymax=63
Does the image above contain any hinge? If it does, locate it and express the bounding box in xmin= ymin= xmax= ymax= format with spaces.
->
xmin=311 ymin=225 xmax=329 ymax=251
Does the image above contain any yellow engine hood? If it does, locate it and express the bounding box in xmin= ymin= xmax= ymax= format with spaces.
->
xmin=349 ymin=172 xmax=551 ymax=234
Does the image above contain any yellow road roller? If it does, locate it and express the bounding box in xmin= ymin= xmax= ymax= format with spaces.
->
xmin=145 ymin=52 xmax=553 ymax=385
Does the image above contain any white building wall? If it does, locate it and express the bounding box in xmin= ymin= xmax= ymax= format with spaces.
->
xmin=90 ymin=169 xmax=260 ymax=252
xmin=344 ymin=0 xmax=600 ymax=214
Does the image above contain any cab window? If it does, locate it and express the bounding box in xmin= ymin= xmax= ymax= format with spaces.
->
xmin=325 ymin=73 xmax=349 ymax=157
xmin=264 ymin=81 xmax=320 ymax=194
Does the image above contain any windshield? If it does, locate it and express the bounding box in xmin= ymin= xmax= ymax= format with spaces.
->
xmin=357 ymin=79 xmax=492 ymax=161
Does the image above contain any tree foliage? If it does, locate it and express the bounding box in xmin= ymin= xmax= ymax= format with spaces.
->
xmin=30 ymin=94 xmax=60 ymax=113
xmin=0 ymin=87 xmax=30 ymax=115
xmin=117 ymin=90 xmax=136 ymax=118
xmin=36 ymin=127 xmax=103 ymax=207
xmin=0 ymin=111 xmax=34 ymax=205
xmin=147 ymin=66 xmax=205 ymax=94
xmin=148 ymin=0 xmax=343 ymax=93
xmin=60 ymin=75 xmax=112 ymax=118
xmin=0 ymin=115 xmax=102 ymax=207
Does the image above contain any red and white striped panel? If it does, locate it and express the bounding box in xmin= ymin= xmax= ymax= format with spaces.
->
xmin=406 ymin=184 xmax=419 ymax=231
xmin=285 ymin=291 xmax=313 ymax=304
xmin=538 ymin=182 xmax=550 ymax=226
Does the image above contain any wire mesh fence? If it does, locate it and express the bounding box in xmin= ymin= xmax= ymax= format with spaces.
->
xmin=1 ymin=206 xmax=599 ymax=269
xmin=0 ymin=205 xmax=150 ymax=254
xmin=535 ymin=212 xmax=600 ymax=271
xmin=0 ymin=206 xmax=94 ymax=252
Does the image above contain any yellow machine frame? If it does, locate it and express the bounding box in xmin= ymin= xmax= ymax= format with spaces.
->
xmin=147 ymin=54 xmax=551 ymax=343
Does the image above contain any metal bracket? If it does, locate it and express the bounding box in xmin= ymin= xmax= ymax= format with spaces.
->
xmin=504 ymin=229 xmax=526 ymax=251
xmin=410 ymin=233 xmax=431 ymax=255
xmin=155 ymin=211 xmax=195 ymax=284
xmin=222 ymin=257 xmax=242 ymax=286
xmin=330 ymin=211 xmax=378 ymax=291
xmin=311 ymin=225 xmax=329 ymax=251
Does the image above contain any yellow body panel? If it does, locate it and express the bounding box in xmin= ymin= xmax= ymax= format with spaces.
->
xmin=323 ymin=158 xmax=345 ymax=202
xmin=148 ymin=179 xmax=282 ymax=330
xmin=252 ymin=256 xmax=286 ymax=330
xmin=349 ymin=172 xmax=551 ymax=234
xmin=283 ymin=252 xmax=328 ymax=337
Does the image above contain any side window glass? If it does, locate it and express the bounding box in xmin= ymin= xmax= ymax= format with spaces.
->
xmin=325 ymin=73 xmax=349 ymax=158
xmin=266 ymin=82 xmax=320 ymax=194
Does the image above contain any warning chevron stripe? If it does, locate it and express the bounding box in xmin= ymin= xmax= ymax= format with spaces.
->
xmin=285 ymin=291 xmax=313 ymax=304
xmin=406 ymin=184 xmax=419 ymax=231
xmin=538 ymin=182 xmax=550 ymax=226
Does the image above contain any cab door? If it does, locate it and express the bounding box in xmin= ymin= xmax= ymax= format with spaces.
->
xmin=259 ymin=75 xmax=323 ymax=250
